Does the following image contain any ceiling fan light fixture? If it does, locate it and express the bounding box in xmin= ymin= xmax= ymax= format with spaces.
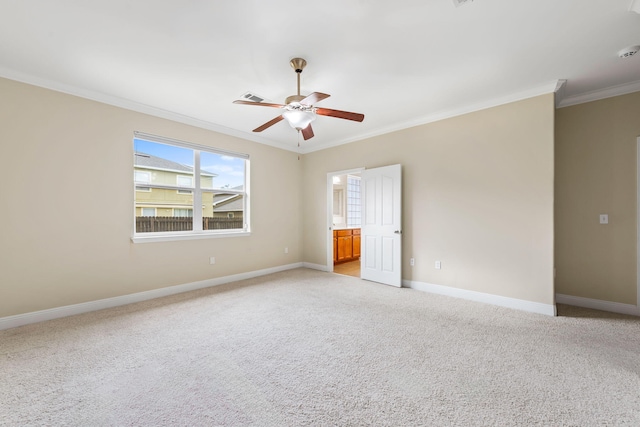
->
xmin=233 ymin=57 xmax=363 ymax=140
xmin=282 ymin=108 xmax=316 ymax=130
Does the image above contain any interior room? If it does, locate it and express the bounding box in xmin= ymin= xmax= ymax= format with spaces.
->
xmin=331 ymin=173 xmax=362 ymax=277
xmin=1 ymin=1 xmax=640 ymax=425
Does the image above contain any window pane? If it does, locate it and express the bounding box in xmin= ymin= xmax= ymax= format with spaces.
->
xmin=203 ymin=192 xmax=244 ymax=230
xmin=201 ymin=151 xmax=245 ymax=190
xmin=134 ymin=139 xmax=194 ymax=187
xmin=134 ymin=138 xmax=195 ymax=233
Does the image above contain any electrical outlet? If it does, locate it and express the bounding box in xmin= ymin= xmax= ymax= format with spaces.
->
xmin=410 ymin=258 xmax=415 ymax=266
xmin=599 ymin=214 xmax=608 ymax=224
xmin=284 ymin=247 xmax=289 ymax=254
xmin=435 ymin=261 xmax=442 ymax=270
xmin=209 ymin=257 xmax=216 ymax=265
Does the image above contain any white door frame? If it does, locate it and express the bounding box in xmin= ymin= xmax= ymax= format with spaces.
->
xmin=327 ymin=168 xmax=364 ymax=272
xmin=637 ymin=137 xmax=640 ymax=308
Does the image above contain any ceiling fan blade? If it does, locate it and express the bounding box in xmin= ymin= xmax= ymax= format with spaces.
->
xmin=315 ymin=107 xmax=364 ymax=122
xmin=233 ymin=100 xmax=286 ymax=109
xmin=253 ymin=115 xmax=284 ymax=132
xmin=300 ymin=92 xmax=330 ymax=105
xmin=301 ymin=124 xmax=314 ymax=140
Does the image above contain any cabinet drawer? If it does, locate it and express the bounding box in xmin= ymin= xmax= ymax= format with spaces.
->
xmin=336 ymin=229 xmax=352 ymax=237
xmin=352 ymin=228 xmax=361 ymax=235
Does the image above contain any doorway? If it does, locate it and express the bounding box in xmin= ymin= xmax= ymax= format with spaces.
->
xmin=327 ymin=168 xmax=363 ymax=276
xmin=327 ymin=165 xmax=403 ymax=287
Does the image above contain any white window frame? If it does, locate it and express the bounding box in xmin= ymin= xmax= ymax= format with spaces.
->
xmin=132 ymin=131 xmax=250 ymax=243
xmin=141 ymin=207 xmax=156 ymax=216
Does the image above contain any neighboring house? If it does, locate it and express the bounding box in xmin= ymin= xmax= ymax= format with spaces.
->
xmin=212 ymin=187 xmax=244 ymax=220
xmin=134 ymin=152 xmax=216 ymax=217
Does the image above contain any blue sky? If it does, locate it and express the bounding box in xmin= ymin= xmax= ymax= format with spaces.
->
xmin=134 ymin=138 xmax=245 ymax=189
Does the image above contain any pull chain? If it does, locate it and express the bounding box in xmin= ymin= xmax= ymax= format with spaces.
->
xmin=297 ymin=130 xmax=301 ymax=160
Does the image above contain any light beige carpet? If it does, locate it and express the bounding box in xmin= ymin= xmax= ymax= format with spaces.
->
xmin=1 ymin=268 xmax=639 ymax=426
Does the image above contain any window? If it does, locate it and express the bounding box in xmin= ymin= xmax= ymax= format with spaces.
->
xmin=176 ymin=175 xmax=192 ymax=187
xmin=135 ymin=171 xmax=151 ymax=183
xmin=133 ymin=131 xmax=249 ymax=241
xmin=134 ymin=172 xmax=152 ymax=192
xmin=174 ymin=208 xmax=193 ymax=217
xmin=347 ymin=175 xmax=361 ymax=227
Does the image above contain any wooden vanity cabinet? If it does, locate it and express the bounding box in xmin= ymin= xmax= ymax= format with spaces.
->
xmin=352 ymin=229 xmax=361 ymax=258
xmin=333 ymin=228 xmax=361 ymax=264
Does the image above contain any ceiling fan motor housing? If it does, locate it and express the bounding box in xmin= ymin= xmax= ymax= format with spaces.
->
xmin=290 ymin=58 xmax=307 ymax=73
xmin=285 ymin=94 xmax=306 ymax=104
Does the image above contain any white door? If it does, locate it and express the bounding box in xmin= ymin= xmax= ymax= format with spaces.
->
xmin=360 ymin=164 xmax=402 ymax=287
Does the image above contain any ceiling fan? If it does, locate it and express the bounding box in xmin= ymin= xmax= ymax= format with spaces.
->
xmin=233 ymin=58 xmax=364 ymax=141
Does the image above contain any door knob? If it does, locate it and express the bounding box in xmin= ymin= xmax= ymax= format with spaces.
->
xmin=394 ymin=230 xmax=402 ymax=234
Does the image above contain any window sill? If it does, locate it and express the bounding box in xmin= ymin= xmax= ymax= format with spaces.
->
xmin=131 ymin=230 xmax=250 ymax=244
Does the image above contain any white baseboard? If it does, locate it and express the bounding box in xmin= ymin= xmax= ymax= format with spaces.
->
xmin=403 ymin=279 xmax=557 ymax=316
xmin=302 ymin=262 xmax=330 ymax=272
xmin=0 ymin=262 xmax=304 ymax=331
xmin=555 ymin=294 xmax=640 ymax=317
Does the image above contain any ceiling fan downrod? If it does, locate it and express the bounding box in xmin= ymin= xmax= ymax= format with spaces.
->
xmin=290 ymin=57 xmax=307 ymax=95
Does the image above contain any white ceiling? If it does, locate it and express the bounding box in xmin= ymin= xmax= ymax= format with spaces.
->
xmin=1 ymin=0 xmax=639 ymax=153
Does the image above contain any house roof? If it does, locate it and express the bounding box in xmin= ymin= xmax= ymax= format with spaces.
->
xmin=1 ymin=1 xmax=639 ymax=153
xmin=213 ymin=193 xmax=243 ymax=212
xmin=135 ymin=152 xmax=216 ymax=177
xmin=135 ymin=152 xmax=192 ymax=173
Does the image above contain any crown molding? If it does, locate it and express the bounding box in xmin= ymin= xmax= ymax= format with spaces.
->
xmin=557 ymin=80 xmax=640 ymax=108
xmin=301 ymin=80 xmax=562 ymax=154
xmin=0 ymin=66 xmax=298 ymax=153
xmin=6 ymin=64 xmax=637 ymax=153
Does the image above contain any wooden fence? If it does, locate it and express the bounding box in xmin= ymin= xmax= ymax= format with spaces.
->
xmin=136 ymin=216 xmax=244 ymax=232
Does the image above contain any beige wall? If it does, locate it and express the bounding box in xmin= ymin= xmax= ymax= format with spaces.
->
xmin=555 ymin=91 xmax=640 ymax=305
xmin=0 ymin=75 xmax=572 ymax=317
xmin=302 ymin=94 xmax=556 ymax=305
xmin=0 ymin=77 xmax=302 ymax=318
